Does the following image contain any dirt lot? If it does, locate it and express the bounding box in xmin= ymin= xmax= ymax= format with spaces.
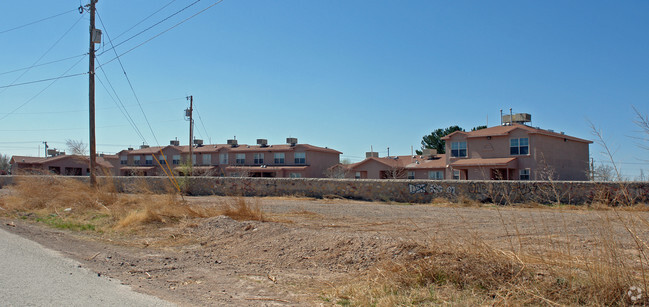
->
xmin=2 ymin=191 xmax=649 ymax=306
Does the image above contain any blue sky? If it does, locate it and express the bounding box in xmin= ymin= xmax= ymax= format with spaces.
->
xmin=1 ymin=1 xmax=648 ymax=179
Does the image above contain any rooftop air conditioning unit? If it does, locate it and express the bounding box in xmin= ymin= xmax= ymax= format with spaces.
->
xmin=170 ymin=140 xmax=180 ymax=146
xmin=140 ymin=144 xmax=150 ymax=149
xmin=366 ymin=152 xmax=379 ymax=158
xmin=286 ymin=137 xmax=298 ymax=146
xmin=422 ymin=148 xmax=437 ymax=157
xmin=227 ymin=139 xmax=238 ymax=147
xmin=257 ymin=139 xmax=268 ymax=147
xmin=193 ymin=139 xmax=203 ymax=146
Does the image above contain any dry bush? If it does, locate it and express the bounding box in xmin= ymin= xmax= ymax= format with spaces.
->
xmin=220 ymin=197 xmax=265 ymax=221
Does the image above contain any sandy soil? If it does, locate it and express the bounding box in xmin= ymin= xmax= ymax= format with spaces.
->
xmin=2 ymin=194 xmax=648 ymax=306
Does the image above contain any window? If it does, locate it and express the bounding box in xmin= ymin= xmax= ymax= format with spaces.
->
xmin=289 ymin=173 xmax=302 ymax=178
xmin=172 ymin=155 xmax=180 ymax=165
xmin=236 ymin=153 xmax=245 ymax=165
xmin=510 ymin=138 xmax=529 ymax=155
xmin=253 ymin=153 xmax=264 ymax=164
xmin=294 ymin=152 xmax=306 ymax=164
xmin=219 ymin=153 xmax=228 ymax=165
xmin=428 ymin=171 xmax=443 ymax=180
xmin=453 ymin=170 xmax=461 ymax=180
xmin=133 ymin=156 xmax=140 ymax=165
xmin=202 ymin=154 xmax=212 ymax=165
xmin=159 ymin=155 xmax=166 ymax=165
xmin=274 ymin=153 xmax=285 ymax=164
xmin=192 ymin=154 xmax=196 ymax=165
xmin=120 ymin=156 xmax=127 ymax=165
xmin=451 ymin=141 xmax=467 ymax=157
xmin=407 ymin=171 xmax=415 ymax=179
xmin=519 ymin=169 xmax=530 ymax=180
xmin=145 ymin=155 xmax=153 ymax=165
xmin=355 ymin=172 xmax=361 ymax=179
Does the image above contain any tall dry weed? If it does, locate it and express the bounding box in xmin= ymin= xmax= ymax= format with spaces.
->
xmin=2 ymin=176 xmax=222 ymax=230
xmin=329 ymin=209 xmax=649 ymax=306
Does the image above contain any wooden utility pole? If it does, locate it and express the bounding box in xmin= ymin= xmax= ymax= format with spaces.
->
xmin=88 ymin=0 xmax=99 ymax=186
xmin=186 ymin=95 xmax=193 ymax=175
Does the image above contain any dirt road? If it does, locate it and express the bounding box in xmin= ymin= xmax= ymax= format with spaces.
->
xmin=2 ymin=196 xmax=648 ymax=306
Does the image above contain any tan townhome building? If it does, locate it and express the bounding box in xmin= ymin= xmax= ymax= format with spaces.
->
xmin=10 ymin=154 xmax=118 ymax=176
xmin=442 ymin=122 xmax=592 ymax=181
xmin=116 ymin=138 xmax=341 ymax=178
xmin=345 ymin=151 xmax=446 ymax=180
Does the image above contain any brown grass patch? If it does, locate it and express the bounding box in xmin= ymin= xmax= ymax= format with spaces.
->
xmin=327 ymin=210 xmax=649 ymax=306
xmin=1 ymin=176 xmax=258 ymax=230
xmin=220 ymin=197 xmax=265 ymax=221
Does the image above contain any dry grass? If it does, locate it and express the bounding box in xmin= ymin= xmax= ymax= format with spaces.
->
xmin=221 ymin=197 xmax=265 ymax=221
xmin=327 ymin=209 xmax=649 ymax=306
xmin=1 ymin=176 xmax=260 ymax=231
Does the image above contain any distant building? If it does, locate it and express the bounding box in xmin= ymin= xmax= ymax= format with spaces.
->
xmin=10 ymin=154 xmax=117 ymax=176
xmin=346 ymin=115 xmax=592 ymax=181
xmin=345 ymin=151 xmax=446 ymax=180
xmin=116 ymin=138 xmax=341 ymax=178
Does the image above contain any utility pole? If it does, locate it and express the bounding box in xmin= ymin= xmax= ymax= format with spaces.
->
xmin=88 ymin=0 xmax=100 ymax=186
xmin=185 ymin=96 xmax=193 ymax=175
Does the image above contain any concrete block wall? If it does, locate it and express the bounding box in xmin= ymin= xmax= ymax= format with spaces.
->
xmin=1 ymin=176 xmax=648 ymax=205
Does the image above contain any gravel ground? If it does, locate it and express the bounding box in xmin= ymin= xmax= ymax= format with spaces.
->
xmin=2 ymin=195 xmax=648 ymax=306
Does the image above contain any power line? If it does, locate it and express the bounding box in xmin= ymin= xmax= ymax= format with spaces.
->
xmin=0 ymin=12 xmax=86 ymax=96
xmin=112 ymin=0 xmax=180 ymax=41
xmin=0 ymin=54 xmax=88 ymax=77
xmin=97 ymin=0 xmax=200 ymax=57
xmin=0 ymin=55 xmax=87 ymax=121
xmin=95 ymin=65 xmax=148 ymax=144
xmin=0 ymin=73 xmax=86 ymax=89
xmin=0 ymin=8 xmax=78 ymax=34
xmin=194 ymin=102 xmax=211 ymax=143
xmin=97 ymin=10 xmax=160 ymax=146
xmin=98 ymin=0 xmax=225 ymax=68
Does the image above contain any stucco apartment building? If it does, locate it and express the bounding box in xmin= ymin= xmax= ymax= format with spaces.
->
xmin=347 ymin=118 xmax=592 ymax=181
xmin=117 ymin=138 xmax=341 ymax=178
xmin=442 ymin=123 xmax=591 ymax=181
xmin=345 ymin=151 xmax=446 ymax=180
xmin=10 ymin=154 xmax=119 ymax=176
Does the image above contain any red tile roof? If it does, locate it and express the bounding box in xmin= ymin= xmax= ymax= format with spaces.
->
xmin=119 ymin=143 xmax=341 ymax=155
xmin=10 ymin=155 xmax=114 ymax=168
xmin=451 ymin=157 xmax=518 ymax=168
xmin=442 ymin=124 xmax=592 ymax=143
xmin=348 ymin=154 xmax=447 ymax=170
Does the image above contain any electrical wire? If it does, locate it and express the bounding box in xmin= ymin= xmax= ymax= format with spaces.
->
xmin=0 ymin=12 xmax=86 ymax=97
xmin=194 ymin=103 xmax=211 ymax=143
xmin=0 ymin=8 xmax=78 ymax=34
xmin=98 ymin=0 xmax=225 ymax=68
xmin=0 ymin=54 xmax=87 ymax=121
xmin=97 ymin=10 xmax=160 ymax=146
xmin=0 ymin=54 xmax=87 ymax=77
xmin=97 ymin=0 xmax=201 ymax=57
xmin=112 ymin=0 xmax=180 ymax=41
xmin=95 ymin=65 xmax=148 ymax=144
xmin=0 ymin=73 xmax=87 ymax=89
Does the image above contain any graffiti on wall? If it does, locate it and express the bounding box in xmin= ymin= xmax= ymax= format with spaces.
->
xmin=409 ymin=183 xmax=456 ymax=195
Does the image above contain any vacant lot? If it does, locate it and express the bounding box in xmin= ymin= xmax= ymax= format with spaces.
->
xmin=1 ymin=184 xmax=649 ymax=306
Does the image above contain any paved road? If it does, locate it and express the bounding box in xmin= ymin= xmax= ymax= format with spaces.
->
xmin=0 ymin=227 xmax=175 ymax=307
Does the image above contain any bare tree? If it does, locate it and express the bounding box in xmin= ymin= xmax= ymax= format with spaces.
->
xmin=66 ymin=139 xmax=88 ymax=155
xmin=0 ymin=154 xmax=9 ymax=174
xmin=381 ymin=166 xmax=406 ymax=179
xmin=325 ymin=164 xmax=351 ymax=178
xmin=593 ymin=164 xmax=615 ymax=181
